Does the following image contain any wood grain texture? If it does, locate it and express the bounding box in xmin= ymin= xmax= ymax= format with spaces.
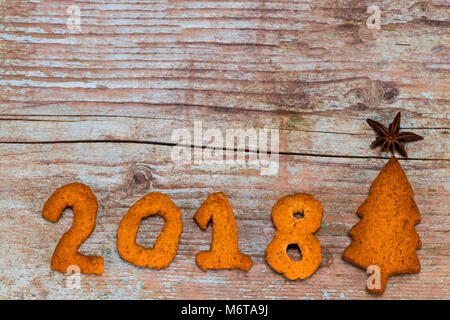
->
xmin=0 ymin=0 xmax=448 ymax=299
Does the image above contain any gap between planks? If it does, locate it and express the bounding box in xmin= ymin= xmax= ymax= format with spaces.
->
xmin=0 ymin=139 xmax=448 ymax=162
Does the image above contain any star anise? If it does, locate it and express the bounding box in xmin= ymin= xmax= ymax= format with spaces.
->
xmin=366 ymin=112 xmax=423 ymax=158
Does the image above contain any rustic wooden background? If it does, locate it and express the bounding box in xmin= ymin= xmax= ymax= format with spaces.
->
xmin=0 ymin=0 xmax=448 ymax=300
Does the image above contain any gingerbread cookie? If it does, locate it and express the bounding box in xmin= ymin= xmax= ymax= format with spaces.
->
xmin=43 ymin=183 xmax=104 ymax=275
xmin=117 ymin=192 xmax=183 ymax=269
xmin=342 ymin=156 xmax=422 ymax=294
xmin=194 ymin=192 xmax=252 ymax=271
xmin=266 ymin=193 xmax=323 ymax=280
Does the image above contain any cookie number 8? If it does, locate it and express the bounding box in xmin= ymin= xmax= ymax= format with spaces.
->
xmin=266 ymin=193 xmax=323 ymax=280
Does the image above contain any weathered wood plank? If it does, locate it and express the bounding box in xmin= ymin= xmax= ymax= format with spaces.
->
xmin=0 ymin=106 xmax=447 ymax=159
xmin=0 ymin=143 xmax=448 ymax=299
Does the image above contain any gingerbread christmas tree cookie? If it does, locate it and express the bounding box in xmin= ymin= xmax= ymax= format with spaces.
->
xmin=342 ymin=112 xmax=423 ymax=295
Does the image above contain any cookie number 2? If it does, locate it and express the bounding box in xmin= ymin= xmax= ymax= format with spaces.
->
xmin=266 ymin=194 xmax=323 ymax=280
xmin=43 ymin=183 xmax=104 ymax=275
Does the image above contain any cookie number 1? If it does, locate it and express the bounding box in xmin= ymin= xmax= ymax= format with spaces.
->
xmin=194 ymin=192 xmax=252 ymax=271
xmin=266 ymin=193 xmax=323 ymax=280
xmin=43 ymin=183 xmax=104 ymax=275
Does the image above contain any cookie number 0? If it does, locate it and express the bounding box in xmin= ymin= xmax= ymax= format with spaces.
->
xmin=43 ymin=183 xmax=104 ymax=275
xmin=117 ymin=192 xmax=183 ymax=269
xmin=266 ymin=194 xmax=323 ymax=280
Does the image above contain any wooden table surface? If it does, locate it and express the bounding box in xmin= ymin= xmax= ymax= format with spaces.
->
xmin=0 ymin=0 xmax=448 ymax=300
